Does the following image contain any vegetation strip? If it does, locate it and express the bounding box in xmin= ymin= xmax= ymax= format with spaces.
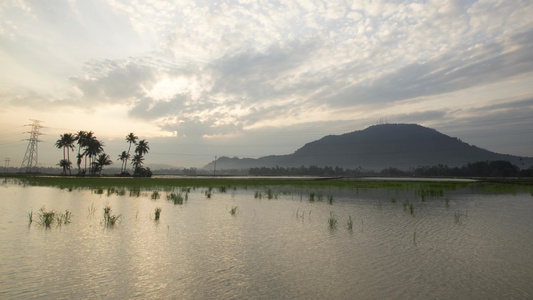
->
xmin=3 ymin=175 xmax=533 ymax=194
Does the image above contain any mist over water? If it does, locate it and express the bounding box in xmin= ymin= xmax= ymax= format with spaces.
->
xmin=1 ymin=181 xmax=532 ymax=299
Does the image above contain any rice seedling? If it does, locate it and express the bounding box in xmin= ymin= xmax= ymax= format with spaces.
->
xmin=445 ymin=198 xmax=450 ymax=208
xmin=266 ymin=188 xmax=274 ymax=199
xmin=154 ymin=207 xmax=161 ymax=220
xmin=205 ymin=187 xmax=212 ymax=198
xmin=327 ymin=194 xmax=334 ymax=205
xmin=328 ymin=212 xmax=338 ymax=229
xmin=150 ymin=191 xmax=160 ymax=200
xmin=87 ymin=203 xmax=97 ymax=216
xmin=254 ymin=191 xmax=262 ymax=199
xmin=130 ymin=189 xmax=141 ymax=197
xmin=27 ymin=210 xmax=33 ymax=224
xmin=93 ymin=188 xmax=104 ymax=195
xmin=317 ymin=192 xmax=323 ymax=201
xmin=346 ymin=216 xmax=353 ymax=230
xmin=403 ymin=199 xmax=409 ymax=211
xmin=229 ymin=206 xmax=238 ymax=216
xmin=413 ymin=230 xmax=417 ymax=246
xmin=409 ymin=203 xmax=415 ymax=215
xmin=454 ymin=211 xmax=468 ymax=224
xmin=390 ymin=197 xmax=396 ymax=204
xmin=37 ymin=207 xmax=56 ymax=228
xmin=56 ymin=210 xmax=72 ymax=225
xmin=218 ymin=186 xmax=227 ymax=193
xmin=107 ymin=187 xmax=116 ymax=196
xmin=167 ymin=193 xmax=184 ymax=205
xmin=103 ymin=205 xmax=121 ymax=227
xmin=309 ymin=192 xmax=315 ymax=202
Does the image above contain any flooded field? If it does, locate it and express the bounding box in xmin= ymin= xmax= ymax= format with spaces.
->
xmin=1 ymin=178 xmax=532 ymax=299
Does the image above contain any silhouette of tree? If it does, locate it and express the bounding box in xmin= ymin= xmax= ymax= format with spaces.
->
xmin=92 ymin=153 xmax=112 ymax=176
xmin=57 ymin=159 xmax=72 ymax=175
xmin=75 ymin=131 xmax=94 ymax=175
xmin=55 ymin=133 xmax=76 ymax=175
xmin=118 ymin=151 xmax=129 ymax=173
xmin=135 ymin=139 xmax=150 ymax=157
xmin=124 ymin=133 xmax=138 ymax=174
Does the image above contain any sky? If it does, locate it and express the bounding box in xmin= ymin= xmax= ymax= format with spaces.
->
xmin=1 ymin=0 xmax=532 ymax=170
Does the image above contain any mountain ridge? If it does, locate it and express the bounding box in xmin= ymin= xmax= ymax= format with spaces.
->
xmin=204 ymin=124 xmax=532 ymax=171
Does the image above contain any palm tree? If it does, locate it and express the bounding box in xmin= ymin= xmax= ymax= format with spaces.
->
xmin=118 ymin=151 xmax=129 ymax=173
xmin=85 ymin=137 xmax=104 ymax=174
xmin=55 ymin=136 xmax=66 ymax=168
xmin=93 ymin=153 xmax=112 ymax=176
xmin=63 ymin=133 xmax=76 ymax=175
xmin=55 ymin=133 xmax=76 ymax=175
xmin=131 ymin=154 xmax=144 ymax=174
xmin=75 ymin=131 xmax=93 ymax=175
xmin=57 ymin=159 xmax=72 ymax=175
xmin=124 ymin=133 xmax=138 ymax=173
xmin=135 ymin=139 xmax=150 ymax=157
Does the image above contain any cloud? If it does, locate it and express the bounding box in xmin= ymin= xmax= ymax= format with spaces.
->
xmin=2 ymin=0 xmax=533 ymax=167
xmin=328 ymin=28 xmax=533 ymax=107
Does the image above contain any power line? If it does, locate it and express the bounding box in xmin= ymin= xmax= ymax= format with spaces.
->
xmin=20 ymin=120 xmax=45 ymax=173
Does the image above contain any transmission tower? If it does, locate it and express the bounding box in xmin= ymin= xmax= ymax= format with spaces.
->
xmin=20 ymin=120 xmax=44 ymax=173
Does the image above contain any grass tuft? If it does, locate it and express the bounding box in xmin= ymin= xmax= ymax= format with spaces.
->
xmin=154 ymin=207 xmax=161 ymax=220
xmin=37 ymin=207 xmax=56 ymax=228
xmin=328 ymin=212 xmax=338 ymax=229
xmin=103 ymin=205 xmax=121 ymax=227
xmin=27 ymin=210 xmax=33 ymax=224
xmin=229 ymin=206 xmax=238 ymax=216
xmin=346 ymin=215 xmax=353 ymax=230
xmin=150 ymin=191 xmax=160 ymax=200
xmin=167 ymin=193 xmax=184 ymax=205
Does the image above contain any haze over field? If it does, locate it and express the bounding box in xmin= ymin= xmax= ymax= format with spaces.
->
xmin=1 ymin=0 xmax=532 ymax=169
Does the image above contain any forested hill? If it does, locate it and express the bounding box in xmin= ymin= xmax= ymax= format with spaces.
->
xmin=204 ymin=124 xmax=533 ymax=171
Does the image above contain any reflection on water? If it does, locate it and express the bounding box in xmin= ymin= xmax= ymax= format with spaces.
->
xmin=0 ymin=181 xmax=532 ymax=299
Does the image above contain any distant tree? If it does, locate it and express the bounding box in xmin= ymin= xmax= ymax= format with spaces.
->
xmin=135 ymin=139 xmax=150 ymax=157
xmin=92 ymin=153 xmax=112 ymax=176
xmin=131 ymin=154 xmax=144 ymax=174
xmin=118 ymin=151 xmax=129 ymax=174
xmin=75 ymin=131 xmax=93 ymax=175
xmin=123 ymin=133 xmax=138 ymax=174
xmin=84 ymin=137 xmax=104 ymax=174
xmin=57 ymin=159 xmax=72 ymax=175
xmin=55 ymin=133 xmax=76 ymax=175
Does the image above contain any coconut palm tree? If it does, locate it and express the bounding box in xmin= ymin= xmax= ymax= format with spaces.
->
xmin=131 ymin=153 xmax=144 ymax=173
xmin=92 ymin=153 xmax=112 ymax=176
xmin=85 ymin=137 xmax=104 ymax=175
xmin=74 ymin=131 xmax=93 ymax=175
xmin=124 ymin=133 xmax=138 ymax=173
xmin=118 ymin=151 xmax=129 ymax=174
xmin=62 ymin=133 xmax=76 ymax=175
xmin=55 ymin=133 xmax=76 ymax=175
xmin=135 ymin=139 xmax=150 ymax=157
xmin=57 ymin=159 xmax=72 ymax=175
xmin=55 ymin=136 xmax=66 ymax=167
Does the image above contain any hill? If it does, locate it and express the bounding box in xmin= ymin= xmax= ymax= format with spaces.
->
xmin=204 ymin=124 xmax=533 ymax=171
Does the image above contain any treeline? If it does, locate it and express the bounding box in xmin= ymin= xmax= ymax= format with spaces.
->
xmin=55 ymin=131 xmax=151 ymax=177
xmin=249 ymin=160 xmax=533 ymax=177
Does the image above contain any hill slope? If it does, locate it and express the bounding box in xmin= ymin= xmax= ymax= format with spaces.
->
xmin=205 ymin=124 xmax=532 ymax=171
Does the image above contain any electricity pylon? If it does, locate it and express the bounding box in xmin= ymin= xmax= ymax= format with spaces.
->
xmin=20 ymin=120 xmax=44 ymax=173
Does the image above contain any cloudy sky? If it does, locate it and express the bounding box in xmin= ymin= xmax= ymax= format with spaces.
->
xmin=1 ymin=0 xmax=532 ymax=169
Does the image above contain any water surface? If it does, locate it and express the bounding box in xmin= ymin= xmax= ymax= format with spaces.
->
xmin=0 ymin=180 xmax=532 ymax=299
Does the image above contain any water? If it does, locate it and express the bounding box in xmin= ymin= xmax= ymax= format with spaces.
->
xmin=1 ymin=180 xmax=532 ymax=299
